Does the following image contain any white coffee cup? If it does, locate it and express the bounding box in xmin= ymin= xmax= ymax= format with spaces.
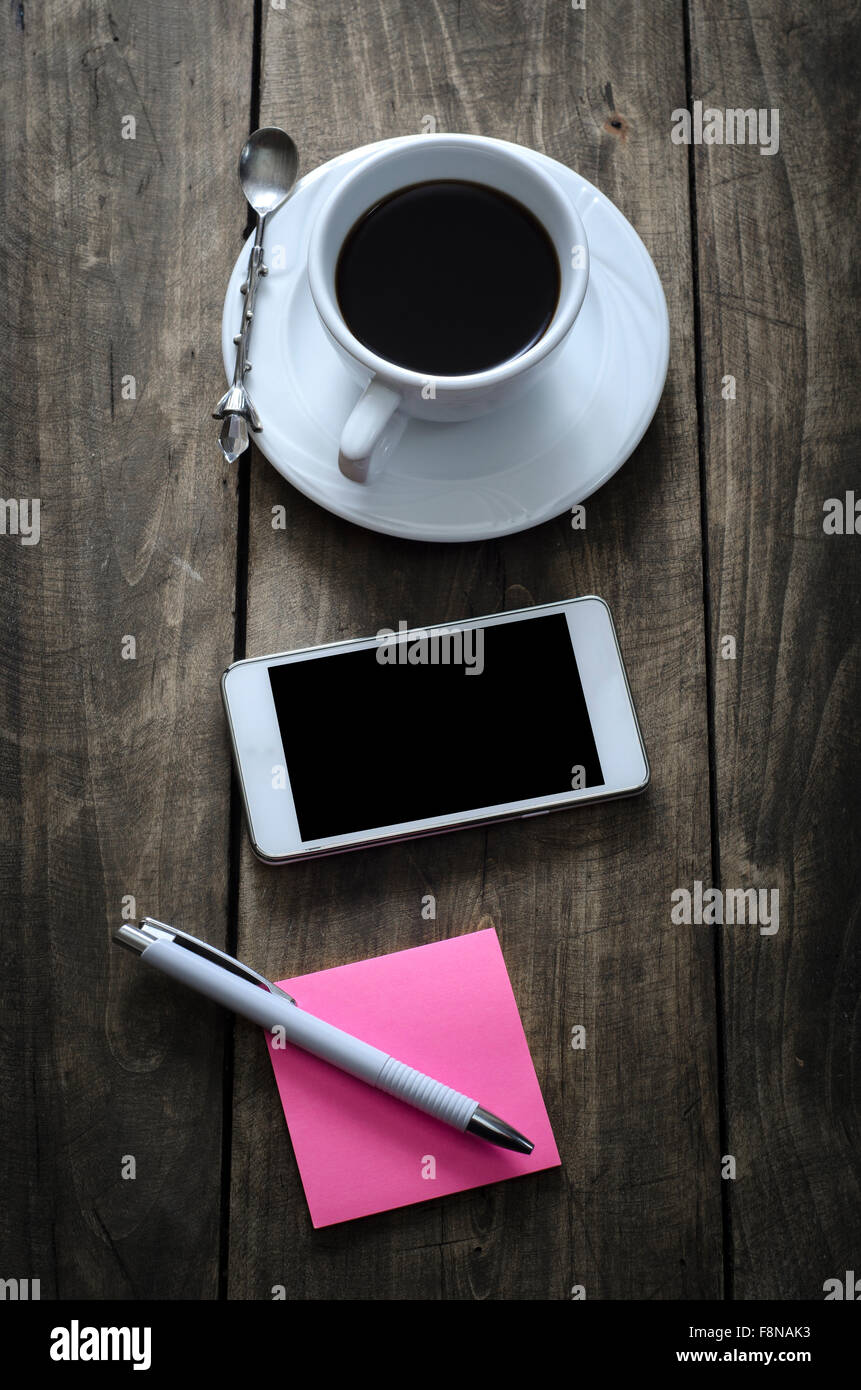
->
xmin=307 ymin=134 xmax=589 ymax=484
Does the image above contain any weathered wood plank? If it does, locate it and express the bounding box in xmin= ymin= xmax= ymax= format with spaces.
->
xmin=689 ymin=0 xmax=861 ymax=1297
xmin=227 ymin=1 xmax=722 ymax=1298
xmin=0 ymin=0 xmax=251 ymax=1297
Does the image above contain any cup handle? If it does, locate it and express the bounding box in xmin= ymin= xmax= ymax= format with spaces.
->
xmin=338 ymin=380 xmax=403 ymax=484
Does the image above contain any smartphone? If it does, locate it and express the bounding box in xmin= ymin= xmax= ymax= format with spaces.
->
xmin=221 ymin=596 xmax=649 ymax=864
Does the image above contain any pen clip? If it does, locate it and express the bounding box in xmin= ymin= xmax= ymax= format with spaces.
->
xmin=117 ymin=917 xmax=297 ymax=1005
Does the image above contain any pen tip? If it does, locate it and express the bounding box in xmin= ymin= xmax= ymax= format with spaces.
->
xmin=466 ymin=1106 xmax=535 ymax=1154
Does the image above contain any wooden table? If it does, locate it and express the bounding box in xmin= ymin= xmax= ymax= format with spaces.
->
xmin=2 ymin=0 xmax=858 ymax=1301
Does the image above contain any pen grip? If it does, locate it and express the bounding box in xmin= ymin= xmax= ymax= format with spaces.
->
xmin=375 ymin=1057 xmax=478 ymax=1131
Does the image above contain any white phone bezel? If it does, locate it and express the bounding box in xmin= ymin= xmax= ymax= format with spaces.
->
xmin=221 ymin=596 xmax=649 ymax=863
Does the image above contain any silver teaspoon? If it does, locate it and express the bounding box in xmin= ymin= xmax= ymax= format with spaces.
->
xmin=214 ymin=128 xmax=299 ymax=462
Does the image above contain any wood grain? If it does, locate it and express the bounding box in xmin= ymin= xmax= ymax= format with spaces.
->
xmin=226 ymin=0 xmax=723 ymax=1299
xmin=4 ymin=0 xmax=854 ymax=1306
xmin=689 ymin=0 xmax=861 ymax=1298
xmin=0 ymin=0 xmax=250 ymax=1297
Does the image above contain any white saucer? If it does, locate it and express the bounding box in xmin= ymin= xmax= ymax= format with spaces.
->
xmin=221 ymin=136 xmax=669 ymax=543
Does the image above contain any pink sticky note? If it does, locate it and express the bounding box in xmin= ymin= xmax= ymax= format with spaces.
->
xmin=266 ymin=928 xmax=560 ymax=1228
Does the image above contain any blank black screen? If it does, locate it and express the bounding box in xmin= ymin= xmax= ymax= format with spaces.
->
xmin=268 ymin=613 xmax=603 ymax=841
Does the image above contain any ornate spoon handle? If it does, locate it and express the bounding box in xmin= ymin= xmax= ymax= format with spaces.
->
xmin=214 ymin=220 xmax=268 ymax=461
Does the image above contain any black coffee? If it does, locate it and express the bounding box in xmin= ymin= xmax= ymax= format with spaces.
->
xmin=335 ymin=179 xmax=560 ymax=376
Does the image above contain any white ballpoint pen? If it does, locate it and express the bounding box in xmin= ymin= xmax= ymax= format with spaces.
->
xmin=114 ymin=918 xmax=534 ymax=1154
